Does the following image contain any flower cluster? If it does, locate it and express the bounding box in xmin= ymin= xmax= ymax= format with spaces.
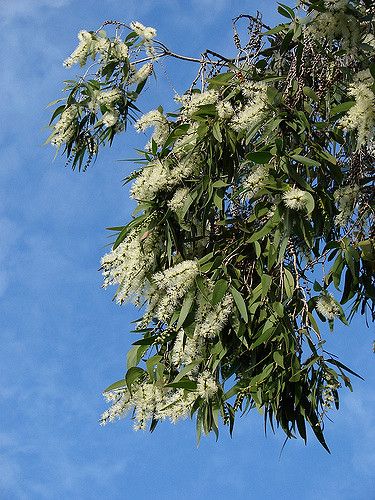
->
xmin=243 ymin=165 xmax=269 ymax=199
xmin=63 ymin=30 xmax=95 ymax=68
xmin=339 ymin=69 xmax=375 ymax=148
xmin=129 ymin=63 xmax=154 ymax=84
xmin=321 ymin=378 xmax=340 ymax=410
xmin=194 ymin=293 xmax=234 ymax=339
xmin=145 ymin=260 xmax=199 ymax=322
xmin=50 ymin=105 xmax=79 ymax=147
xmin=130 ymin=21 xmax=157 ymax=42
xmin=324 ymin=0 xmax=348 ymax=11
xmin=282 ymin=187 xmax=310 ymax=211
xmin=167 ymin=187 xmax=190 ymax=213
xmin=134 ymin=109 xmax=169 ymax=147
xmin=216 ymin=100 xmax=234 ymax=120
xmin=173 ymin=124 xmax=199 ymax=154
xmin=63 ymin=30 xmax=129 ymax=68
xmin=196 ymin=371 xmax=219 ymax=399
xmin=100 ymin=226 xmax=157 ymax=304
xmin=306 ymin=6 xmax=360 ymax=53
xmin=101 ymin=382 xmax=196 ymax=429
xmin=333 ymin=184 xmax=360 ymax=226
xmin=178 ymin=90 xmax=219 ymax=119
xmin=230 ymin=82 xmax=268 ymax=132
xmin=102 ymin=110 xmax=119 ymax=127
xmin=363 ymin=33 xmax=375 ymax=50
xmin=316 ymin=293 xmax=341 ymax=320
xmin=130 ymin=156 xmax=197 ymax=201
xmin=171 ymin=329 xmax=204 ymax=367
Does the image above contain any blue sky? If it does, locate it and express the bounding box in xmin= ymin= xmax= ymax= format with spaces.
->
xmin=0 ymin=0 xmax=374 ymax=498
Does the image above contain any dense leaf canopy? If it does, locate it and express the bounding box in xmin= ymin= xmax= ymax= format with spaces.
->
xmin=48 ymin=0 xmax=374 ymax=451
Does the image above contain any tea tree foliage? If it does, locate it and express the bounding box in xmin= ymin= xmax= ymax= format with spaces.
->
xmin=48 ymin=2 xmax=375 ymax=451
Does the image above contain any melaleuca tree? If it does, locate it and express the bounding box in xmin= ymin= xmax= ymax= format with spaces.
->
xmin=47 ymin=1 xmax=375 ymax=451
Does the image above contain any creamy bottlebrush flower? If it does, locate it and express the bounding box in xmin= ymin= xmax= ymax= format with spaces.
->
xmin=130 ymin=21 xmax=157 ymax=41
xmin=333 ymin=184 xmax=359 ymax=226
xmin=129 ymin=63 xmax=153 ymax=84
xmin=146 ymin=261 xmax=199 ymax=322
xmin=134 ymin=109 xmax=169 ymax=147
xmin=324 ymin=0 xmax=348 ymax=11
xmin=167 ymin=187 xmax=190 ymax=213
xmin=322 ymin=379 xmax=340 ymax=410
xmin=101 ymin=383 xmax=196 ymax=428
xmin=367 ymin=139 xmax=375 ymax=157
xmin=195 ymin=293 xmax=234 ymax=339
xmin=130 ymin=160 xmax=169 ymax=200
xmin=196 ymin=371 xmax=218 ymax=399
xmin=100 ymin=227 xmax=156 ymax=304
xmin=130 ymin=157 xmax=196 ymax=201
xmin=230 ymin=82 xmax=268 ymax=132
xmin=282 ymin=187 xmax=310 ymax=211
xmin=63 ymin=30 xmax=93 ymax=67
xmin=177 ymin=90 xmax=219 ymax=118
xmin=363 ymin=33 xmax=375 ymax=50
xmin=243 ymin=165 xmax=269 ymax=198
xmin=112 ymin=39 xmax=129 ymax=60
xmin=132 ymin=383 xmax=164 ymax=430
xmin=216 ymin=100 xmax=234 ymax=120
xmin=100 ymin=388 xmax=132 ymax=424
xmin=102 ymin=110 xmax=119 ymax=127
xmin=97 ymin=88 xmax=123 ymax=106
xmin=171 ymin=329 xmax=204 ymax=367
xmin=306 ymin=8 xmax=360 ymax=53
xmin=339 ymin=69 xmax=375 ymax=147
xmin=316 ymin=293 xmax=341 ymax=320
xmin=50 ymin=105 xmax=78 ymax=146
xmin=159 ymin=390 xmax=196 ymax=424
xmin=241 ymin=81 xmax=267 ymax=99
xmin=93 ymin=36 xmax=111 ymax=57
xmin=173 ymin=123 xmax=199 ymax=154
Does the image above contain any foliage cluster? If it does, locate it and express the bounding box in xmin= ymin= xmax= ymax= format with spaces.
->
xmin=48 ymin=1 xmax=375 ymax=450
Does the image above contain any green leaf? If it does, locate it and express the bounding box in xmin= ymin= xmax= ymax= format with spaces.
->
xmin=261 ymin=274 xmax=272 ymax=298
xmin=303 ymin=192 xmax=315 ymax=214
xmin=176 ymin=292 xmax=195 ymax=329
xmin=126 ymin=367 xmax=145 ymax=392
xmin=283 ymin=268 xmax=295 ymax=298
xmin=103 ymin=378 xmax=127 ymax=393
xmin=273 ymin=301 xmax=284 ymax=317
xmin=212 ymin=180 xmax=229 ymax=188
xmin=168 ymin=379 xmax=197 ymax=390
xmin=273 ymin=351 xmax=284 ymax=368
xmin=230 ymin=286 xmax=249 ymax=323
xmin=212 ymin=279 xmax=228 ymax=305
xmin=326 ymin=359 xmax=364 ymax=380
xmin=127 ymin=344 xmax=148 ymax=369
xmin=146 ymin=355 xmax=162 ymax=378
xmin=247 ymin=151 xmax=272 ymax=164
xmin=291 ymin=154 xmax=321 ymax=167
xmin=330 ymin=101 xmax=355 ymax=117
xmin=251 ymin=327 xmax=275 ymax=349
xmin=303 ymin=86 xmax=319 ymax=102
xmin=296 ymin=413 xmax=307 ymax=443
xmin=249 ymin=363 xmax=274 ymax=386
xmin=277 ymin=3 xmax=295 ymax=19
xmin=248 ymin=214 xmax=279 ymax=243
xmin=198 ymin=252 xmax=214 ymax=265
xmin=212 ymin=121 xmax=222 ymax=142
xmin=172 ymin=360 xmax=202 ymax=383
xmin=208 ymin=72 xmax=234 ymax=87
xmin=263 ymin=24 xmax=288 ymax=35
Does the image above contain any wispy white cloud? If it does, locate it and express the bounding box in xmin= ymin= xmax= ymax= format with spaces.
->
xmin=0 ymin=0 xmax=71 ymax=23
